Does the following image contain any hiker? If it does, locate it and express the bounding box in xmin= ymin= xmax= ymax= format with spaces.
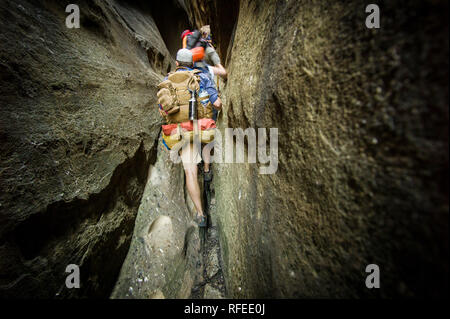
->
xmin=157 ymin=49 xmax=222 ymax=227
xmin=197 ymin=25 xmax=227 ymax=80
xmin=181 ymin=27 xmax=227 ymax=81
xmin=181 ymin=27 xmax=227 ymax=122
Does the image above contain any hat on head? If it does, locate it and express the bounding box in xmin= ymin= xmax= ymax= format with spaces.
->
xmin=176 ymin=48 xmax=193 ymax=63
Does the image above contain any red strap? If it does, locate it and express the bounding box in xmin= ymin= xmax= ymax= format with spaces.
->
xmin=162 ymin=119 xmax=216 ymax=136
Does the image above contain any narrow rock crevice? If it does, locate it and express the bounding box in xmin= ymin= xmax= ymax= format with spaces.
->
xmin=0 ymin=0 xmax=448 ymax=299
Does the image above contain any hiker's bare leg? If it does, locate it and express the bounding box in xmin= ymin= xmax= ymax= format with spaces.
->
xmin=184 ymin=166 xmax=204 ymax=216
xmin=203 ymin=150 xmax=210 ymax=172
xmin=211 ymin=64 xmax=227 ymax=79
xmin=180 ymin=143 xmax=203 ymax=217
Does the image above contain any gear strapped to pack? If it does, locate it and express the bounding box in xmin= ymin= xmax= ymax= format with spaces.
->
xmin=185 ymin=30 xmax=208 ymax=62
xmin=157 ymin=67 xmax=216 ymax=149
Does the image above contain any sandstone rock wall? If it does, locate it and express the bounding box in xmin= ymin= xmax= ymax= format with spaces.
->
xmin=0 ymin=0 xmax=172 ymax=298
xmin=203 ymin=0 xmax=448 ymax=298
xmin=1 ymin=0 xmax=448 ymax=299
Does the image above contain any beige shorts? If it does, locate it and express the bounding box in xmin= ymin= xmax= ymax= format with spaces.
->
xmin=179 ymin=142 xmax=202 ymax=169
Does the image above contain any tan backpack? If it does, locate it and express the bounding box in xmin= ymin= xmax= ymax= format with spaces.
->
xmin=157 ymin=68 xmax=213 ymax=124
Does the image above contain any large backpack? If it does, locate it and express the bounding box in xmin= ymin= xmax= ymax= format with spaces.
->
xmin=185 ymin=30 xmax=207 ymax=62
xmin=157 ymin=68 xmax=216 ymax=150
xmin=186 ymin=30 xmax=207 ymax=50
xmin=157 ymin=68 xmax=213 ymax=124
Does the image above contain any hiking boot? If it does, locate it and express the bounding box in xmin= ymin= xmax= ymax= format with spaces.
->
xmin=196 ymin=214 xmax=207 ymax=227
xmin=204 ymin=169 xmax=212 ymax=182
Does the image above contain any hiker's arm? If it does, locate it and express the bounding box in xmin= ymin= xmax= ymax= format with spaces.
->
xmin=202 ymin=75 xmax=218 ymax=106
xmin=205 ymin=84 xmax=222 ymax=110
xmin=201 ymin=74 xmax=222 ymax=110
xmin=207 ymin=48 xmax=227 ymax=79
xmin=213 ymin=97 xmax=222 ymax=110
xmin=210 ymin=64 xmax=227 ymax=79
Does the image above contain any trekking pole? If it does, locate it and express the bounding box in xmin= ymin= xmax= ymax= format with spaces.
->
xmin=188 ymin=88 xmax=197 ymax=121
xmin=188 ymin=88 xmax=199 ymax=141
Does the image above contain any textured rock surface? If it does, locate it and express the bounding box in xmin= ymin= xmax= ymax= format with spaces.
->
xmin=0 ymin=0 xmax=172 ymax=298
xmin=111 ymin=139 xmax=203 ymax=299
xmin=206 ymin=249 xmax=220 ymax=279
xmin=1 ymin=0 xmax=448 ymax=300
xmin=190 ymin=194 xmax=227 ymax=299
xmin=149 ymin=1 xmax=191 ymax=58
xmin=203 ymin=284 xmax=224 ymax=299
xmin=111 ymin=139 xmax=227 ymax=299
xmin=202 ymin=0 xmax=448 ymax=298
